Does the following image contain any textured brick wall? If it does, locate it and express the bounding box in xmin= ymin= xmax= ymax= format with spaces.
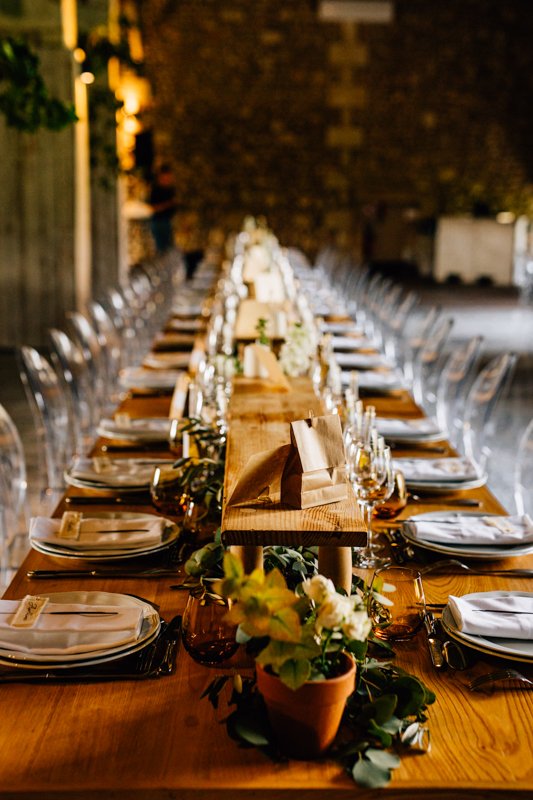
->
xmin=141 ymin=0 xmax=533 ymax=258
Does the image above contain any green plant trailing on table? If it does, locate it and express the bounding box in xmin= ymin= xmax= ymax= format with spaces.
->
xmin=0 ymin=37 xmax=76 ymax=132
xmin=203 ymin=553 xmax=436 ymax=788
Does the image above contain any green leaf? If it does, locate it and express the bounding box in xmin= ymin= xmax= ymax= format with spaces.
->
xmin=352 ymin=758 xmax=391 ymax=788
xmin=366 ymin=748 xmax=401 ymax=770
xmin=278 ymin=658 xmax=311 ymax=690
xmin=368 ymin=719 xmax=393 ymax=748
xmin=381 ymin=715 xmax=403 ymax=735
xmin=227 ymin=707 xmax=271 ymax=747
xmin=370 ymin=693 xmax=398 ymax=724
xmin=392 ymin=677 xmax=428 ymax=717
xmin=347 ymin=639 xmax=368 ymax=661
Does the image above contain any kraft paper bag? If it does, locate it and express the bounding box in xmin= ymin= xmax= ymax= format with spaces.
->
xmin=226 ymin=414 xmax=347 ymax=510
xmin=281 ymin=414 xmax=347 ymax=509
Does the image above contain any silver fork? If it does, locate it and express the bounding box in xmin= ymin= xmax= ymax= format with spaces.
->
xmin=419 ymin=559 xmax=533 ymax=577
xmin=469 ymin=669 xmax=533 ymax=691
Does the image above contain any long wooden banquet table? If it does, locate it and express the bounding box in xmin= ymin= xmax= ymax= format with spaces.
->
xmin=1 ymin=365 xmax=533 ymax=798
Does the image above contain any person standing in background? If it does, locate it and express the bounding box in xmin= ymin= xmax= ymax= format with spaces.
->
xmin=149 ymin=163 xmax=177 ymax=253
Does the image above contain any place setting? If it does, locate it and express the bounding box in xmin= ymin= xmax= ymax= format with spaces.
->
xmin=401 ymin=512 xmax=533 ymax=560
xmin=64 ymin=455 xmax=174 ymax=493
xmin=0 ymin=591 xmax=182 ymax=682
xmin=440 ymin=591 xmax=533 ymax=664
xmin=393 ymin=455 xmax=488 ymax=493
xmin=376 ymin=416 xmax=448 ymax=444
xmin=118 ymin=366 xmax=180 ymax=393
xmin=96 ymin=416 xmax=174 ymax=444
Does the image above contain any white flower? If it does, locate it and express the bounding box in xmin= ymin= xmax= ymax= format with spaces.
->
xmin=302 ymin=574 xmax=336 ymax=604
xmin=316 ymin=594 xmax=354 ymax=631
xmin=342 ymin=609 xmax=372 ymax=642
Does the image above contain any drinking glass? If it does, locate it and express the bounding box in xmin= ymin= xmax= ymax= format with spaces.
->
xmin=182 ymin=585 xmax=239 ymax=666
xmin=374 ymin=469 xmax=407 ymax=519
xmin=349 ymin=444 xmax=391 ymax=568
xmin=150 ymin=465 xmax=190 ymax=518
xmin=370 ymin=566 xmax=424 ymax=641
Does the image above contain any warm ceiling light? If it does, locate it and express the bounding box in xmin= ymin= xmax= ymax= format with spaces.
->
xmin=80 ymin=72 xmax=95 ymax=85
xmin=73 ymin=48 xmax=86 ymax=63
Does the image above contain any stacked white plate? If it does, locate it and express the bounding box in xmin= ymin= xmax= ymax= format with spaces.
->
xmin=393 ymin=456 xmax=487 ymax=492
xmin=64 ymin=457 xmax=172 ymax=492
xmin=97 ymin=417 xmax=173 ymax=443
xmin=142 ymin=352 xmax=192 ymax=370
xmin=30 ymin=512 xmax=180 ymax=561
xmin=335 ymin=352 xmax=392 ymax=370
xmin=441 ymin=591 xmax=533 ymax=663
xmin=0 ymin=591 xmax=160 ymax=670
xmin=376 ymin=417 xmax=447 ymax=443
xmin=119 ymin=367 xmax=179 ymax=391
xmin=402 ymin=512 xmax=533 ymax=560
xmin=341 ymin=369 xmax=406 ymax=392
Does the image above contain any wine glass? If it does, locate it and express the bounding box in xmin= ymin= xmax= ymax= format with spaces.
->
xmin=349 ymin=443 xmax=391 ymax=568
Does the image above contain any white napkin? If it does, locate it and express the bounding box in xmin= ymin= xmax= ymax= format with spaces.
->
xmin=166 ymin=319 xmax=204 ymax=332
xmin=97 ymin=417 xmax=172 ymax=441
xmin=406 ymin=514 xmax=533 ymax=546
xmin=335 ymin=352 xmax=392 ymax=369
xmin=322 ymin=322 xmax=363 ymax=336
xmin=341 ymin=369 xmax=404 ymax=390
xmin=394 ymin=457 xmax=480 ymax=483
xmin=119 ymin=367 xmax=179 ymax=390
xmin=0 ymin=600 xmax=144 ymax=655
xmin=142 ymin=352 xmax=191 ymax=370
xmin=376 ymin=417 xmax=443 ymax=438
xmin=331 ymin=336 xmax=372 ymax=351
xmin=67 ymin=458 xmax=158 ymax=488
xmin=448 ymin=593 xmax=533 ymax=639
xmin=29 ymin=516 xmax=167 ymax=550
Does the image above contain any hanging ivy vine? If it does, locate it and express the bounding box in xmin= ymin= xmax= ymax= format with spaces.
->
xmin=0 ymin=36 xmax=77 ymax=132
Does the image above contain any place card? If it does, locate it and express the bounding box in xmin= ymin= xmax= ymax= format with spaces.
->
xmin=114 ymin=412 xmax=131 ymax=427
xmin=58 ymin=511 xmax=83 ymax=539
xmin=10 ymin=595 xmax=49 ymax=628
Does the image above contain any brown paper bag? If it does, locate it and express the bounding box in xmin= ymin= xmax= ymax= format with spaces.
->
xmin=281 ymin=414 xmax=347 ymax=509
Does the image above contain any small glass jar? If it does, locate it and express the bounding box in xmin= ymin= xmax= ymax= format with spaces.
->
xmin=182 ymin=584 xmax=239 ymax=666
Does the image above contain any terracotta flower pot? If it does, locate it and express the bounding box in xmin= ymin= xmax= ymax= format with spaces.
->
xmin=256 ymin=652 xmax=356 ymax=760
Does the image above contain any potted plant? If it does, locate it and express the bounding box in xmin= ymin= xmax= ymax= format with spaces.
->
xmin=214 ymin=553 xmax=372 ymax=759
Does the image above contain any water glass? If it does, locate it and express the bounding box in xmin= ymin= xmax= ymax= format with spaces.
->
xmin=182 ymin=586 xmax=239 ymax=666
xmin=370 ymin=566 xmax=424 ymax=641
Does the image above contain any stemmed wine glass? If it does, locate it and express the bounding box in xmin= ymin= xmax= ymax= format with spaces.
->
xmin=348 ymin=443 xmax=392 ymax=568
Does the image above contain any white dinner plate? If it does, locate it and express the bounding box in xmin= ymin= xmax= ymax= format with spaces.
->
xmin=404 ymin=475 xmax=488 ymax=493
xmin=119 ymin=367 xmax=178 ymax=391
xmin=402 ymin=512 xmax=533 ymax=560
xmin=64 ymin=458 xmax=170 ymax=491
xmin=0 ymin=591 xmax=160 ymax=667
xmin=30 ymin=512 xmax=180 ymax=562
xmin=96 ymin=417 xmax=173 ymax=443
xmin=441 ymin=593 xmax=533 ymax=663
xmin=142 ymin=352 xmax=191 ymax=370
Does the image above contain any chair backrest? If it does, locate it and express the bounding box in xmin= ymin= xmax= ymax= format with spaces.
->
xmin=412 ymin=316 xmax=454 ymax=407
xmin=435 ymin=335 xmax=484 ymax=440
xmin=49 ymin=328 xmax=98 ymax=444
xmin=514 ymin=418 xmax=533 ymax=515
xmin=17 ymin=346 xmax=74 ymax=493
xmin=66 ymin=311 xmax=107 ymax=411
xmin=0 ymin=402 xmax=28 ymax=538
xmin=460 ymin=352 xmax=518 ymax=471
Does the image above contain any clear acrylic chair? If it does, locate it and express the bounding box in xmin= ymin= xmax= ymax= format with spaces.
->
xmin=49 ymin=328 xmax=99 ymax=448
xmin=435 ymin=335 xmax=484 ymax=443
xmin=399 ymin=304 xmax=442 ymax=385
xmin=514 ymin=418 xmax=533 ymax=515
xmin=17 ymin=346 xmax=76 ymax=508
xmin=458 ymin=352 xmax=518 ymax=473
xmin=66 ymin=311 xmax=109 ymax=416
xmin=412 ymin=316 xmax=455 ymax=408
xmin=0 ymin=403 xmax=29 ymax=580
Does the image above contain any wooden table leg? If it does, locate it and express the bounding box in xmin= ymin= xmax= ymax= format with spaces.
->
xmin=229 ymin=545 xmax=264 ymax=573
xmin=318 ymin=546 xmax=353 ymax=594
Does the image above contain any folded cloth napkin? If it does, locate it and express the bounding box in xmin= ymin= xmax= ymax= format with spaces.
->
xmin=394 ymin=457 xmax=480 ymax=483
xmin=448 ymin=593 xmax=533 ymax=639
xmin=331 ymin=336 xmax=373 ymax=351
xmin=376 ymin=417 xmax=443 ymax=438
xmin=142 ymin=352 xmax=191 ymax=370
xmin=322 ymin=322 xmax=363 ymax=336
xmin=166 ymin=319 xmax=204 ymax=332
xmin=119 ymin=367 xmax=179 ymax=390
xmin=335 ymin=352 xmax=392 ymax=369
xmin=406 ymin=514 xmax=533 ymax=546
xmin=97 ymin=417 xmax=172 ymax=441
xmin=67 ymin=458 xmax=157 ymax=488
xmin=0 ymin=600 xmax=144 ymax=655
xmin=341 ymin=369 xmax=404 ymax=389
xmin=29 ymin=516 xmax=167 ymax=550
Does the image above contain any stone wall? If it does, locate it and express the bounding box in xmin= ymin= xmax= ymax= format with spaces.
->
xmin=141 ymin=0 xmax=533 ymax=261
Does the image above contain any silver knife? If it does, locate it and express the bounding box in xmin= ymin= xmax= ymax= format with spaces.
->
xmin=26 ymin=568 xmax=179 ymax=579
xmin=421 ymin=609 xmax=445 ymax=669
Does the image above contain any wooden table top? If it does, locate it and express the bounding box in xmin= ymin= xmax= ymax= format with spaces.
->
xmin=1 ymin=373 xmax=533 ymax=799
